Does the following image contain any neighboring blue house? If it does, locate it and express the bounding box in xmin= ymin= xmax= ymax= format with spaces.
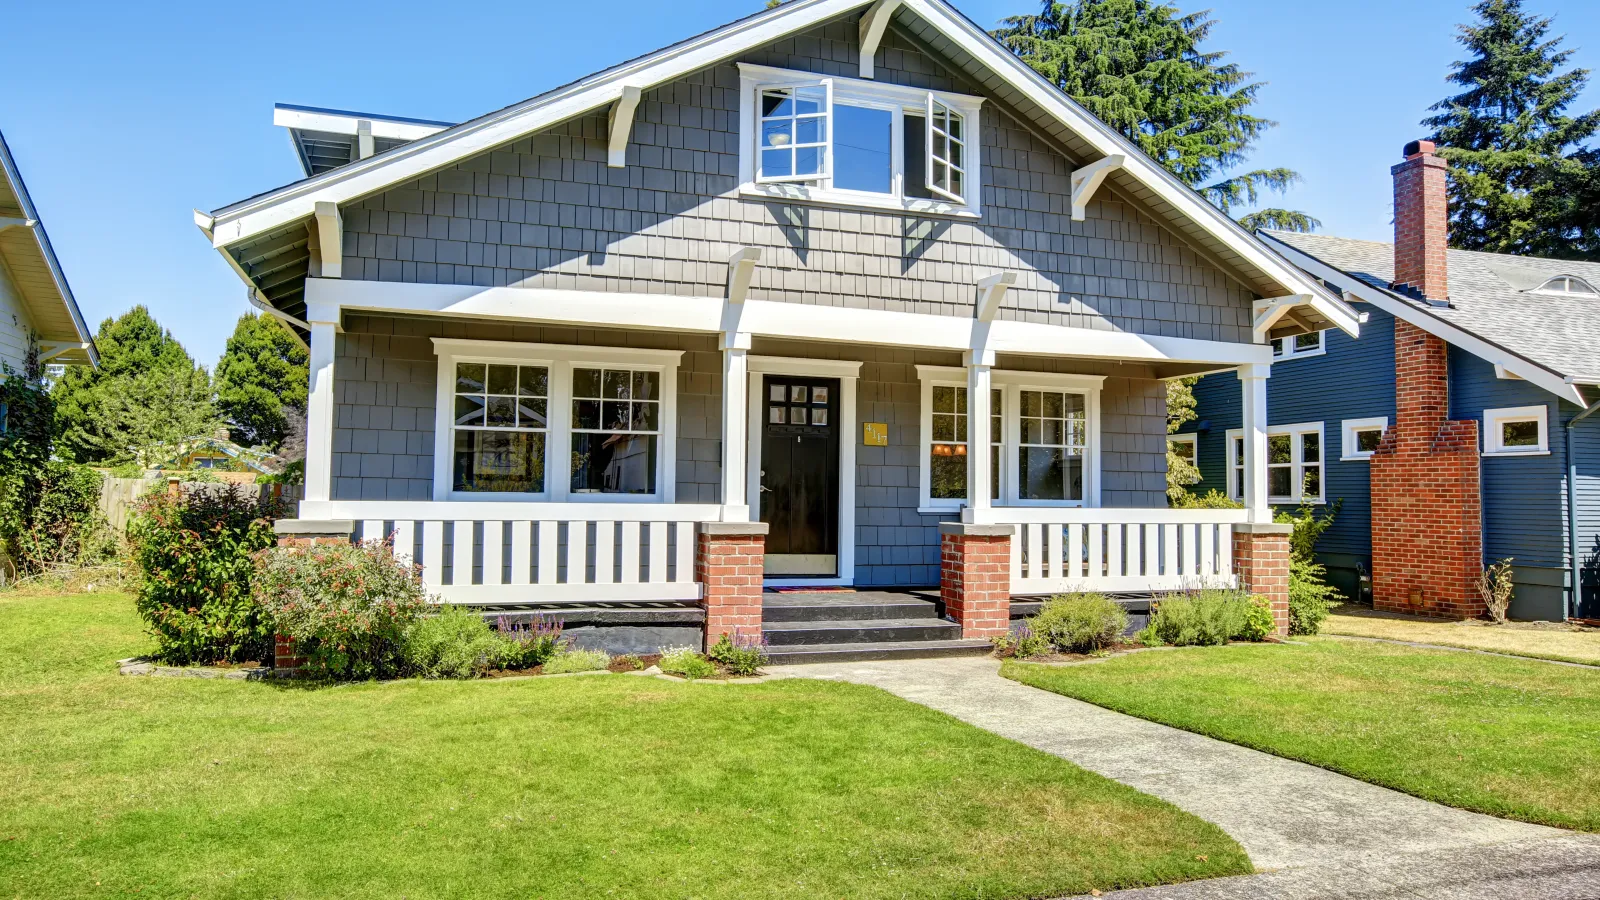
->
xmin=1179 ymin=145 xmax=1600 ymax=623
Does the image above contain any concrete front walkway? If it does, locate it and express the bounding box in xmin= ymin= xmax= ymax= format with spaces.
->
xmin=777 ymin=656 xmax=1600 ymax=898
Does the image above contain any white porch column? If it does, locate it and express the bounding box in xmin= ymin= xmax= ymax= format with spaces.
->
xmin=962 ymin=360 xmax=993 ymax=524
xmin=303 ymin=311 xmax=340 ymax=507
xmin=719 ymin=340 xmax=752 ymax=522
xmin=1238 ymin=363 xmax=1272 ymax=524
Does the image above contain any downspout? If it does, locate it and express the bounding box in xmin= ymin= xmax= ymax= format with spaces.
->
xmin=1565 ymin=388 xmax=1600 ymax=621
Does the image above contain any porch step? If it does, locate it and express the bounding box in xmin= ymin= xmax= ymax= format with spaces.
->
xmin=762 ymin=595 xmax=940 ymax=623
xmin=764 ymin=638 xmax=994 ymax=665
xmin=763 ymin=617 xmax=964 ymax=646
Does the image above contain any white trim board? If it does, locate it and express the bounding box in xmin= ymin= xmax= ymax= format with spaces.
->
xmin=1262 ymin=233 xmax=1586 ymax=406
xmin=304 ymin=277 xmax=1275 ymax=367
xmin=201 ymin=0 xmax=1358 ymax=323
xmin=745 ymin=358 xmax=859 ymax=587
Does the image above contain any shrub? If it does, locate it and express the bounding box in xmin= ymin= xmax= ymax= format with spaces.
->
xmin=1030 ymin=592 xmax=1128 ymax=654
xmin=1477 ymin=558 xmax=1516 ymax=624
xmin=659 ymin=646 xmax=715 ymax=679
xmin=1 ymin=460 xmax=113 ymax=581
xmin=1277 ymin=499 xmax=1342 ymax=636
xmin=253 ymin=538 xmax=428 ymax=679
xmin=707 ymin=632 xmax=768 ymax=675
xmin=404 ymin=606 xmax=505 ymax=679
xmin=492 ymin=615 xmax=564 ymax=669
xmin=1239 ymin=596 xmax=1276 ymax=642
xmin=544 ymin=646 xmax=611 ymax=674
xmin=990 ymin=623 xmax=1052 ymax=658
xmin=127 ymin=485 xmax=285 ymax=664
xmin=1147 ymin=589 xmax=1253 ymax=646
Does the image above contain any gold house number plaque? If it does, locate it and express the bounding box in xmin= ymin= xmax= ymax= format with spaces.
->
xmin=862 ymin=422 xmax=888 ymax=446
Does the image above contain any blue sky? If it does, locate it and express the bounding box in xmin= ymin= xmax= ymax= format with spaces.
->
xmin=4 ymin=0 xmax=1598 ymax=364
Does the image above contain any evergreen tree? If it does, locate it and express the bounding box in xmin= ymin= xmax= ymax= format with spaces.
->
xmin=214 ymin=313 xmax=309 ymax=450
xmin=993 ymin=0 xmax=1318 ymax=232
xmin=51 ymin=306 xmax=218 ymax=464
xmin=1424 ymin=0 xmax=1600 ymax=258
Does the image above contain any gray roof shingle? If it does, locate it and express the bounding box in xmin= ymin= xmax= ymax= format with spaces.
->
xmin=1265 ymin=230 xmax=1600 ymax=384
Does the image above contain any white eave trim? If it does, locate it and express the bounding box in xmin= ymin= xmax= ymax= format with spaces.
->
xmin=272 ymin=105 xmax=452 ymax=142
xmin=202 ymin=0 xmax=1359 ymax=307
xmin=1263 ymin=232 xmax=1586 ymax=406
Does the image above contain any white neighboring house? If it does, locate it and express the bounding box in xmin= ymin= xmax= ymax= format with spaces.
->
xmin=0 ymin=129 xmax=96 ymax=384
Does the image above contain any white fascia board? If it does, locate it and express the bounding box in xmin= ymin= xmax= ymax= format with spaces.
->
xmin=209 ymin=0 xmax=875 ymax=248
xmin=1263 ymin=233 xmax=1585 ymax=406
xmin=273 ymin=106 xmax=452 ymax=142
xmin=900 ymin=0 xmax=1348 ymax=308
xmin=306 ymin=278 xmax=1272 ymax=368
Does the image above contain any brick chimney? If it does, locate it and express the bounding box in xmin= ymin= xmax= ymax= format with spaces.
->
xmin=1369 ymin=140 xmax=1483 ymax=619
xmin=1391 ymin=139 xmax=1449 ymax=303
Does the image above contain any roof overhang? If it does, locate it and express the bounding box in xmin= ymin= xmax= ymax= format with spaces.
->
xmin=0 ymin=132 xmax=96 ymax=367
xmin=205 ymin=0 xmax=1350 ymax=328
xmin=273 ymin=104 xmax=454 ymax=178
xmin=1263 ymin=232 xmax=1588 ymax=406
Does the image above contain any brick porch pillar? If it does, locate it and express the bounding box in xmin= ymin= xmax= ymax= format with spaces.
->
xmin=695 ymin=522 xmax=768 ymax=650
xmin=940 ymin=523 xmax=1014 ymax=639
xmin=1233 ymin=523 xmax=1291 ymax=636
xmin=271 ymin=519 xmax=355 ymax=670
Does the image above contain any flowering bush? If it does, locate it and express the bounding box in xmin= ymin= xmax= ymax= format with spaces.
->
xmin=707 ymin=632 xmax=768 ymax=675
xmin=253 ymin=538 xmax=429 ymax=679
xmin=658 ymin=646 xmax=715 ymax=679
xmin=127 ymin=485 xmax=285 ymax=664
xmin=493 ymin=615 xmax=564 ymax=669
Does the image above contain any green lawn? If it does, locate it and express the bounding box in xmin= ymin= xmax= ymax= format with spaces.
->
xmin=0 ymin=592 xmax=1248 ymax=899
xmin=1005 ymin=638 xmax=1600 ymax=832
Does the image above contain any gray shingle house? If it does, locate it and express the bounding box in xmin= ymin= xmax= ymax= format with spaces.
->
xmin=198 ymin=0 xmax=1358 ymax=657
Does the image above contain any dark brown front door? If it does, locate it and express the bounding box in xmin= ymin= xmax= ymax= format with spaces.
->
xmin=760 ymin=375 xmax=840 ymax=577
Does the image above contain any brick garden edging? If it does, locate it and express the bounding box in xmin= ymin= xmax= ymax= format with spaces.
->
xmin=695 ymin=522 xmax=768 ymax=650
xmin=939 ymin=522 xmax=1014 ymax=639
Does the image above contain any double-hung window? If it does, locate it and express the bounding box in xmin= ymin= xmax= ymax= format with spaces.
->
xmin=1227 ymin=422 xmax=1324 ymax=504
xmin=740 ymin=63 xmax=984 ymax=216
xmin=433 ymin=340 xmax=681 ymax=502
xmin=916 ymin=367 xmax=1102 ymax=511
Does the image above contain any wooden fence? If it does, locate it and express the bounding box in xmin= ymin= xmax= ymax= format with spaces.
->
xmin=99 ymin=477 xmax=303 ymax=534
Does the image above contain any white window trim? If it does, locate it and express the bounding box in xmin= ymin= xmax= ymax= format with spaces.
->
xmin=1226 ymin=420 xmax=1325 ymax=505
xmin=737 ymin=62 xmax=985 ymax=219
xmin=431 ymin=339 xmax=682 ymax=503
xmin=1482 ymin=404 xmax=1550 ymax=456
xmin=1270 ymin=330 xmax=1326 ymax=361
xmin=914 ymin=366 xmax=1103 ymax=513
xmin=1340 ymin=416 xmax=1388 ymax=461
xmin=1168 ymin=433 xmax=1196 ymax=463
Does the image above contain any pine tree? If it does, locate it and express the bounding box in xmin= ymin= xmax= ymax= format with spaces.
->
xmin=214 ymin=313 xmax=309 ymax=451
xmin=993 ymin=0 xmax=1318 ymax=232
xmin=51 ymin=307 xmax=218 ymax=464
xmin=1424 ymin=0 xmax=1600 ymax=258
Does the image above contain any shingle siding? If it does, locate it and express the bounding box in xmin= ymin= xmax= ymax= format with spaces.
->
xmin=0 ymin=263 xmax=31 ymax=376
xmin=340 ymin=15 xmax=1257 ymax=342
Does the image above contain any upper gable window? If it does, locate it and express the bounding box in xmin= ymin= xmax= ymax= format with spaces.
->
xmin=1270 ymin=330 xmax=1325 ymax=360
xmin=1533 ymin=275 xmax=1599 ymax=297
xmin=738 ymin=63 xmax=984 ymax=217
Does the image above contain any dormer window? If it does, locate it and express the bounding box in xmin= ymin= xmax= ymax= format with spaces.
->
xmin=738 ymin=63 xmax=984 ymax=217
xmin=1533 ymin=275 xmax=1599 ymax=297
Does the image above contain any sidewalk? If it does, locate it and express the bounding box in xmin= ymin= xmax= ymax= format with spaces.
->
xmin=778 ymin=656 xmax=1600 ymax=898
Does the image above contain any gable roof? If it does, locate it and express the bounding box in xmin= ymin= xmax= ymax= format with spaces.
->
xmin=274 ymin=104 xmax=455 ymax=178
xmin=199 ymin=0 xmax=1356 ymax=340
xmin=0 ymin=130 xmax=96 ymax=367
xmin=1263 ymin=230 xmax=1600 ymax=405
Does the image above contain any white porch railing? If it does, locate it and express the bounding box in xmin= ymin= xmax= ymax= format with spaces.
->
xmin=298 ymin=501 xmax=722 ymax=604
xmin=992 ymin=508 xmax=1249 ymax=595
